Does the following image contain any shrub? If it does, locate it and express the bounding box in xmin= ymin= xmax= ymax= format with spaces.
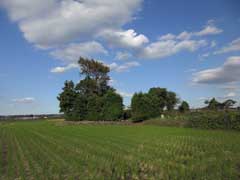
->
xmin=187 ymin=111 xmax=240 ymax=130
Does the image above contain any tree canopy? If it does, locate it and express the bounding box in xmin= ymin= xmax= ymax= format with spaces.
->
xmin=131 ymin=87 xmax=179 ymax=121
xmin=58 ymin=57 xmax=123 ymax=121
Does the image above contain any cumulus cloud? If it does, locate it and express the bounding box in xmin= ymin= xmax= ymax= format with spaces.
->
xmin=12 ymin=97 xmax=35 ymax=104
xmin=50 ymin=41 xmax=107 ymax=62
xmin=109 ymin=61 xmax=140 ymax=72
xmin=115 ymin=51 xmax=132 ymax=60
xmin=100 ymin=29 xmax=149 ymax=49
xmin=193 ymin=56 xmax=240 ymax=84
xmin=214 ymin=38 xmax=240 ymax=55
xmin=139 ymin=39 xmax=207 ymax=59
xmin=1 ymin=0 xmax=143 ymax=47
xmin=50 ymin=63 xmax=79 ymax=73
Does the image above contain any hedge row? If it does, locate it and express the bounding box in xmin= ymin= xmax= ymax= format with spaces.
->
xmin=187 ymin=111 xmax=240 ymax=131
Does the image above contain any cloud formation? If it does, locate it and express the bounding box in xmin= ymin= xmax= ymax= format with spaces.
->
xmin=193 ymin=56 xmax=240 ymax=84
xmin=100 ymin=29 xmax=149 ymax=49
xmin=214 ymin=37 xmax=240 ymax=54
xmin=50 ymin=63 xmax=79 ymax=73
xmin=50 ymin=41 xmax=107 ymax=63
xmin=12 ymin=97 xmax=35 ymax=104
xmin=109 ymin=61 xmax=140 ymax=72
xmin=115 ymin=51 xmax=132 ymax=60
xmin=139 ymin=39 xmax=207 ymax=59
xmin=1 ymin=0 xmax=143 ymax=48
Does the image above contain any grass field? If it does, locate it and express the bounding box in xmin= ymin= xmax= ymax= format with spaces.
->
xmin=1 ymin=120 xmax=240 ymax=179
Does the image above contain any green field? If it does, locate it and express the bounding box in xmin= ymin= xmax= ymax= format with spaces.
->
xmin=1 ymin=120 xmax=240 ymax=179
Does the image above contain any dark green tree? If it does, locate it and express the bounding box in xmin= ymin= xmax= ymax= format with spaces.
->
xmin=86 ymin=95 xmax=104 ymax=121
xmin=58 ymin=57 xmax=123 ymax=121
xmin=131 ymin=92 xmax=153 ymax=121
xmin=166 ymin=91 xmax=179 ymax=111
xmin=205 ymin=98 xmax=220 ymax=110
xmin=178 ymin=101 xmax=190 ymax=113
xmin=102 ymin=90 xmax=123 ymax=121
xmin=57 ymin=80 xmax=77 ymax=120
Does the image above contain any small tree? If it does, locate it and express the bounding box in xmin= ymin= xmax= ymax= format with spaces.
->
xmin=178 ymin=101 xmax=190 ymax=113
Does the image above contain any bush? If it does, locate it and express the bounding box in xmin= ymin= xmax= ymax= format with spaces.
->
xmin=187 ymin=111 xmax=240 ymax=130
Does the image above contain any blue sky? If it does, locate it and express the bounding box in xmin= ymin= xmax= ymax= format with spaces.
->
xmin=0 ymin=0 xmax=240 ymax=115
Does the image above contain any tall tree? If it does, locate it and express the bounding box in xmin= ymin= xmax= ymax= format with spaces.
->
xmin=78 ymin=57 xmax=110 ymax=96
xmin=58 ymin=57 xmax=123 ymax=121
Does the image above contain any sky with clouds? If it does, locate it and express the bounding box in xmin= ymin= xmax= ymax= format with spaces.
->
xmin=0 ymin=0 xmax=240 ymax=115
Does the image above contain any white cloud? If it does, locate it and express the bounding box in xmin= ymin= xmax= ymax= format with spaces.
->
xmin=177 ymin=31 xmax=192 ymax=40
xmin=214 ymin=37 xmax=240 ymax=54
xmin=193 ymin=56 xmax=240 ymax=84
xmin=12 ymin=97 xmax=35 ymax=104
xmin=139 ymin=39 xmax=207 ymax=59
xmin=1 ymin=0 xmax=143 ymax=47
xmin=100 ymin=29 xmax=148 ymax=49
xmin=158 ymin=33 xmax=176 ymax=40
xmin=224 ymin=92 xmax=236 ymax=98
xmin=194 ymin=25 xmax=222 ymax=36
xmin=50 ymin=63 xmax=78 ymax=73
xmin=115 ymin=51 xmax=132 ymax=60
xmin=117 ymin=91 xmax=133 ymax=98
xmin=50 ymin=41 xmax=107 ymax=63
xmin=109 ymin=61 xmax=140 ymax=72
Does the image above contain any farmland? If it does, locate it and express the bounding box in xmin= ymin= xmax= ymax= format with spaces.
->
xmin=1 ymin=120 xmax=240 ymax=179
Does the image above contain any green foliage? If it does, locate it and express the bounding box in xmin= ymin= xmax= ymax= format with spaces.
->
xmin=123 ymin=108 xmax=132 ymax=120
xmin=102 ymin=90 xmax=123 ymax=121
xmin=187 ymin=111 xmax=240 ymax=130
xmin=178 ymin=101 xmax=190 ymax=113
xmin=58 ymin=57 xmax=123 ymax=121
xmin=57 ymin=80 xmax=77 ymax=120
xmin=131 ymin=88 xmax=179 ymax=121
xmin=86 ymin=95 xmax=104 ymax=121
xmin=131 ymin=93 xmax=153 ymax=121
